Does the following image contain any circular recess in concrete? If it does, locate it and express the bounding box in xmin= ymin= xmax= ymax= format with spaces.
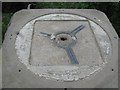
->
xmin=15 ymin=13 xmax=112 ymax=81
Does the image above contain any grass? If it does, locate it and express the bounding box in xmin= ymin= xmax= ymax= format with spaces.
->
xmin=2 ymin=13 xmax=13 ymax=42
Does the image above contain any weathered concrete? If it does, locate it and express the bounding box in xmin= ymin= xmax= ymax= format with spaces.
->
xmin=31 ymin=20 xmax=103 ymax=66
xmin=14 ymin=13 xmax=110 ymax=81
xmin=2 ymin=9 xmax=118 ymax=88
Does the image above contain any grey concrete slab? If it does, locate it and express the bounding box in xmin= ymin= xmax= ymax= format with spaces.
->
xmin=30 ymin=20 xmax=103 ymax=66
xmin=2 ymin=9 xmax=118 ymax=88
xmin=0 ymin=48 xmax=2 ymax=89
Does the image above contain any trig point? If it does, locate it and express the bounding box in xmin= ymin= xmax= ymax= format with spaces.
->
xmin=2 ymin=9 xmax=118 ymax=88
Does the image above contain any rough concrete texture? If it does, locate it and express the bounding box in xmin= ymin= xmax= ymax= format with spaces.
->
xmin=15 ymin=13 xmax=111 ymax=81
xmin=2 ymin=9 xmax=118 ymax=88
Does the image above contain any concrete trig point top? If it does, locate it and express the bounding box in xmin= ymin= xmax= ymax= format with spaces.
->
xmin=3 ymin=9 xmax=118 ymax=88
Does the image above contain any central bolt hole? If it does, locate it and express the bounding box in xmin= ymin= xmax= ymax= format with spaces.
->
xmin=60 ymin=37 xmax=67 ymax=41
